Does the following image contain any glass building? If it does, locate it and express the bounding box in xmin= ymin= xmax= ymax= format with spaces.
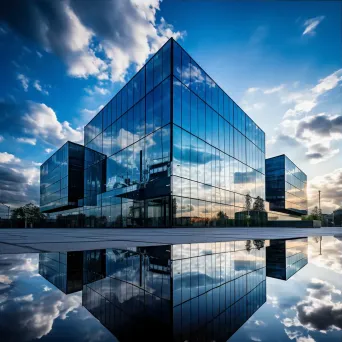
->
xmin=265 ymin=154 xmax=307 ymax=216
xmin=266 ymin=238 xmax=308 ymax=280
xmin=41 ymin=38 xmax=266 ymax=227
xmin=40 ymin=142 xmax=85 ymax=213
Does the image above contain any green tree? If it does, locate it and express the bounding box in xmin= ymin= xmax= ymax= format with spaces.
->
xmin=245 ymin=194 xmax=252 ymax=211
xmin=253 ymin=196 xmax=265 ymax=212
xmin=217 ymin=211 xmax=228 ymax=227
xmin=302 ymin=206 xmax=322 ymax=221
xmin=11 ymin=203 xmax=45 ymax=228
xmin=245 ymin=194 xmax=252 ymax=227
xmin=253 ymin=239 xmax=265 ymax=250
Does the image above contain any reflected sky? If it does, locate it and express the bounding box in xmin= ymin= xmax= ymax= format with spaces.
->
xmin=0 ymin=254 xmax=117 ymax=342
xmin=0 ymin=236 xmax=341 ymax=342
xmin=229 ymin=236 xmax=342 ymax=342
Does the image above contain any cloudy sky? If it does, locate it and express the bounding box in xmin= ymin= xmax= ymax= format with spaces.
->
xmin=0 ymin=0 xmax=341 ymax=213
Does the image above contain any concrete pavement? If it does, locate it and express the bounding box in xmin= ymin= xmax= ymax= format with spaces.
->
xmin=0 ymin=227 xmax=341 ymax=254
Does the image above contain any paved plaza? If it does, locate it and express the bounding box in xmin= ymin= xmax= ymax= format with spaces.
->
xmin=0 ymin=227 xmax=341 ymax=254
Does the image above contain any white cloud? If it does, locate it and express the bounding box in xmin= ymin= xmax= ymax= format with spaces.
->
xmin=267 ymin=295 xmax=279 ymax=307
xmin=1 ymin=291 xmax=81 ymax=341
xmin=284 ymin=329 xmax=302 ymax=340
xmin=279 ymin=113 xmax=342 ymax=164
xmin=45 ymin=148 xmax=53 ymax=154
xmin=247 ymin=87 xmax=260 ymax=93
xmin=280 ymin=278 xmax=342 ymax=335
xmin=0 ymin=161 xmax=40 ymax=207
xmin=0 ymin=275 xmax=12 ymax=285
xmin=17 ymin=137 xmax=37 ymax=145
xmin=14 ymin=294 xmax=34 ymax=302
xmin=81 ymin=105 xmax=104 ymax=124
xmin=282 ymin=69 xmax=342 ymax=118
xmin=254 ymin=320 xmax=266 ymax=326
xmin=312 ymin=69 xmax=342 ymax=95
xmin=36 ymin=51 xmax=43 ymax=58
xmin=241 ymin=100 xmax=265 ymax=113
xmin=265 ymin=69 xmax=342 ymax=164
xmin=10 ymin=256 xmax=38 ymax=272
xmin=21 ymin=167 xmax=40 ymax=185
xmin=0 ymin=135 xmax=4 ymax=142
xmin=309 ymin=237 xmax=342 ymax=274
xmin=264 ymin=84 xmax=284 ymax=94
xmin=303 ymin=16 xmax=325 ymax=36
xmin=0 ymin=152 xmax=21 ymax=164
xmin=251 ymin=337 xmax=262 ymax=342
xmin=308 ymin=168 xmax=342 ymax=213
xmin=43 ymin=285 xmax=52 ymax=292
xmin=33 ymin=80 xmax=49 ymax=95
xmin=23 ymin=102 xmax=83 ymax=146
xmin=17 ymin=73 xmax=29 ymax=92
xmin=84 ymin=86 xmax=110 ymax=96
xmin=3 ymin=0 xmax=185 ymax=82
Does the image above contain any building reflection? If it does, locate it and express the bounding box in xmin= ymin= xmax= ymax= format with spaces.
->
xmin=82 ymin=241 xmax=267 ymax=342
xmin=38 ymin=239 xmax=310 ymax=341
xmin=266 ymin=238 xmax=308 ymax=280
xmin=39 ymin=250 xmax=106 ymax=294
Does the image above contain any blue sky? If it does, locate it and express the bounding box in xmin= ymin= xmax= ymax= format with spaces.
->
xmin=0 ymin=0 xmax=341 ymax=211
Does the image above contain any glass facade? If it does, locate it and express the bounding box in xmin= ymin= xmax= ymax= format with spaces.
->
xmin=40 ymin=142 xmax=85 ymax=213
xmin=171 ymin=40 xmax=265 ymax=227
xmin=265 ymin=155 xmax=307 ymax=216
xmin=266 ymin=238 xmax=308 ymax=280
xmin=41 ymin=38 xmax=266 ymax=227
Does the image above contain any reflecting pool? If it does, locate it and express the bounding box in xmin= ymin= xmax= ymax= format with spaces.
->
xmin=0 ymin=236 xmax=341 ymax=341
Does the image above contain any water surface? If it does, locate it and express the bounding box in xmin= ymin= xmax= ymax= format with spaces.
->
xmin=0 ymin=236 xmax=341 ymax=342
